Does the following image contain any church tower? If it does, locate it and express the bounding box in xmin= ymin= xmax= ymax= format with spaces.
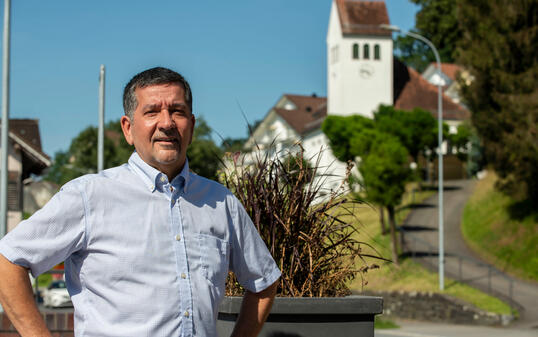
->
xmin=327 ymin=0 xmax=393 ymax=118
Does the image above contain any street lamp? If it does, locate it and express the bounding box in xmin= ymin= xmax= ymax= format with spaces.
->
xmin=0 ymin=0 xmax=11 ymax=238
xmin=380 ymin=24 xmax=445 ymax=291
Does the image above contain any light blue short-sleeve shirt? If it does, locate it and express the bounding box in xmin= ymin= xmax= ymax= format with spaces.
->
xmin=0 ymin=152 xmax=281 ymax=337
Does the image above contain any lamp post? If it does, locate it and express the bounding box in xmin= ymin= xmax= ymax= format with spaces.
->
xmin=98 ymin=65 xmax=105 ymax=172
xmin=380 ymin=24 xmax=445 ymax=291
xmin=0 ymin=0 xmax=11 ymax=238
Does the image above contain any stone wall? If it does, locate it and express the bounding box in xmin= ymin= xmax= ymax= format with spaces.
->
xmin=364 ymin=290 xmax=514 ymax=326
xmin=0 ymin=312 xmax=73 ymax=336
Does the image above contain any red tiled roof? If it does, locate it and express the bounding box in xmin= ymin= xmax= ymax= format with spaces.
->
xmin=394 ymin=65 xmax=469 ymax=120
xmin=274 ymin=95 xmax=327 ymax=135
xmin=335 ymin=0 xmax=391 ymax=36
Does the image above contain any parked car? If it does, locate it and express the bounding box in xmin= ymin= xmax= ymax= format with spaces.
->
xmin=43 ymin=280 xmax=72 ymax=308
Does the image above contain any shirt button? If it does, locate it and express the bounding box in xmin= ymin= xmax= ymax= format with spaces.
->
xmin=160 ymin=176 xmax=166 ymax=182
xmin=175 ymin=234 xmax=181 ymax=241
xmin=184 ymin=311 xmax=190 ymax=318
xmin=149 ymin=185 xmax=154 ymax=191
xmin=181 ymin=273 xmax=187 ymax=279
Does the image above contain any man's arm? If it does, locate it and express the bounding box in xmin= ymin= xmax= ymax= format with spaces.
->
xmin=230 ymin=280 xmax=278 ymax=337
xmin=0 ymin=254 xmax=52 ymax=337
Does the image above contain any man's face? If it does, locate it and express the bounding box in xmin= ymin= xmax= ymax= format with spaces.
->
xmin=121 ymin=83 xmax=195 ymax=178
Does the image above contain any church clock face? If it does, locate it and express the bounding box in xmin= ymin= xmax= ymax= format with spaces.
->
xmin=359 ymin=64 xmax=374 ymax=79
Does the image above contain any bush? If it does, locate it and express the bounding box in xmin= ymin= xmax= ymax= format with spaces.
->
xmin=220 ymin=145 xmax=382 ymax=297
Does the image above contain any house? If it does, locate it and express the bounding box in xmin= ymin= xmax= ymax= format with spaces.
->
xmin=1 ymin=119 xmax=51 ymax=232
xmin=422 ymin=63 xmax=473 ymax=107
xmin=244 ymin=0 xmax=470 ymax=187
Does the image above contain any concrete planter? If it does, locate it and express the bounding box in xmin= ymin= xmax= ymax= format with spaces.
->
xmin=217 ymin=295 xmax=383 ymax=337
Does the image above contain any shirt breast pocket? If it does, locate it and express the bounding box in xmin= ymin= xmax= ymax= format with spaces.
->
xmin=198 ymin=234 xmax=230 ymax=287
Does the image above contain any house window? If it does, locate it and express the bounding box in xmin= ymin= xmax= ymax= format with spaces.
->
xmin=363 ymin=44 xmax=370 ymax=59
xmin=352 ymin=43 xmax=359 ymax=59
xmin=374 ymin=44 xmax=380 ymax=60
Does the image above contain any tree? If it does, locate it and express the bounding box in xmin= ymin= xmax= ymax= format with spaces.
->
xmin=321 ymin=115 xmax=375 ymax=162
xmin=395 ymin=0 xmax=462 ymax=71
xmin=45 ymin=120 xmax=133 ymax=186
xmin=457 ymin=0 xmax=538 ymax=201
xmin=374 ymin=105 xmax=438 ymax=164
xmin=187 ymin=117 xmax=223 ymax=180
xmin=322 ymin=114 xmax=412 ymax=265
xmin=220 ymin=137 xmax=247 ymax=153
xmin=359 ymin=136 xmax=411 ymax=265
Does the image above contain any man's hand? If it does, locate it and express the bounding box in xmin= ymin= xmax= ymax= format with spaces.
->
xmin=230 ymin=280 xmax=278 ymax=337
xmin=0 ymin=254 xmax=52 ymax=337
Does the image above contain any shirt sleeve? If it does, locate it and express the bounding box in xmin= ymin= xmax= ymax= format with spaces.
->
xmin=228 ymin=195 xmax=281 ymax=293
xmin=0 ymin=180 xmax=87 ymax=277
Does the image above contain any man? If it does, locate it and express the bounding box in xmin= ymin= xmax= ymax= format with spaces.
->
xmin=0 ymin=67 xmax=280 ymax=337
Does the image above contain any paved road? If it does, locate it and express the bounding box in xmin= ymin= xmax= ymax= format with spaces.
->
xmin=401 ymin=179 xmax=538 ymax=330
xmin=376 ymin=319 xmax=537 ymax=337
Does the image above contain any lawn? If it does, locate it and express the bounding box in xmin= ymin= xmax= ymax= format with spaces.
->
xmin=461 ymin=171 xmax=538 ymax=282
xmin=347 ymin=182 xmax=514 ymax=316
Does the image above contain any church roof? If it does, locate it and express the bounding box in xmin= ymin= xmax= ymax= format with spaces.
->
xmin=335 ymin=0 xmax=391 ymax=36
xmin=275 ymin=95 xmax=327 ymax=135
xmin=394 ymin=60 xmax=469 ymax=121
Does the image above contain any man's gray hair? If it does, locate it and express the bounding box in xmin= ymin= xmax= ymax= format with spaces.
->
xmin=123 ymin=67 xmax=193 ymax=119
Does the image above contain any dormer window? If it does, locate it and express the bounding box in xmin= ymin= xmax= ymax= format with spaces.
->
xmin=352 ymin=43 xmax=359 ymax=59
xmin=374 ymin=44 xmax=380 ymax=60
xmin=363 ymin=44 xmax=370 ymax=59
xmin=284 ymin=102 xmax=296 ymax=110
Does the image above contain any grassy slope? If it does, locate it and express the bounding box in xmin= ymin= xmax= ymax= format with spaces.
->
xmin=461 ymin=172 xmax=538 ymax=282
xmin=347 ymin=184 xmax=513 ymax=315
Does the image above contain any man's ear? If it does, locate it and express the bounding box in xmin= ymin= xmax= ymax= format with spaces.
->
xmin=188 ymin=114 xmax=196 ymax=145
xmin=120 ymin=115 xmax=134 ymax=145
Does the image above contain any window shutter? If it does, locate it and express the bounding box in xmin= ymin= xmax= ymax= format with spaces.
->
xmin=7 ymin=171 xmax=21 ymax=211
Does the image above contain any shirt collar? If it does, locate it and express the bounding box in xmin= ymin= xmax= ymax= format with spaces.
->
xmin=128 ymin=152 xmax=190 ymax=193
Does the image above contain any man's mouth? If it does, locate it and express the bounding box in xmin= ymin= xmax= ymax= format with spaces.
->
xmin=153 ymin=138 xmax=179 ymax=145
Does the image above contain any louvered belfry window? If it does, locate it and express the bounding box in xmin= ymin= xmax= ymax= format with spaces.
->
xmin=353 ymin=43 xmax=359 ymax=59
xmin=374 ymin=44 xmax=380 ymax=60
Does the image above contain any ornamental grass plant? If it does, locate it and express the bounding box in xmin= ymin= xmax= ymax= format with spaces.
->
xmin=220 ymin=144 xmax=383 ymax=297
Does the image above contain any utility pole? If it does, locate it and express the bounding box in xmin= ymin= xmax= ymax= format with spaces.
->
xmin=0 ymin=0 xmax=11 ymax=238
xmin=98 ymin=65 xmax=105 ymax=172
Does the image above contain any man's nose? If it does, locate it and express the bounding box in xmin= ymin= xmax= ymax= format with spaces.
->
xmin=158 ymin=111 xmax=175 ymax=129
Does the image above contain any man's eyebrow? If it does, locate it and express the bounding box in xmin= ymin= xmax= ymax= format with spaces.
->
xmin=141 ymin=103 xmax=161 ymax=111
xmin=169 ymin=103 xmax=188 ymax=109
xmin=140 ymin=102 xmax=188 ymax=111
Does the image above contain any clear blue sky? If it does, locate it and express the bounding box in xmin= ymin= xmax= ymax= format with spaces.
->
xmin=0 ymin=0 xmax=419 ymax=156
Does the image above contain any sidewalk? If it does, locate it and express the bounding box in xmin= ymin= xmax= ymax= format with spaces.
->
xmin=376 ymin=319 xmax=537 ymax=337
xmin=401 ymin=179 xmax=538 ymax=330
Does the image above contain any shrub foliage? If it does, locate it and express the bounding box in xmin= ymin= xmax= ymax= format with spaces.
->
xmin=221 ymin=146 xmax=381 ymax=297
